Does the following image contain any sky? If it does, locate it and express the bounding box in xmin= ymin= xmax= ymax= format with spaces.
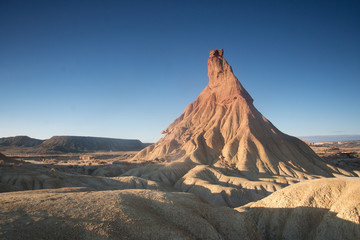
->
xmin=0 ymin=0 xmax=359 ymax=143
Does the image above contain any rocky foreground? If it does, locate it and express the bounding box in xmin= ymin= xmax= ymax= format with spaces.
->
xmin=0 ymin=178 xmax=359 ymax=239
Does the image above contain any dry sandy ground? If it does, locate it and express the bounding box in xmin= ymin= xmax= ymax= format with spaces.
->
xmin=236 ymin=178 xmax=360 ymax=240
xmin=0 ymin=177 xmax=359 ymax=239
xmin=0 ymin=152 xmax=359 ymax=239
xmin=2 ymin=151 xmax=356 ymax=208
xmin=310 ymin=141 xmax=360 ymax=172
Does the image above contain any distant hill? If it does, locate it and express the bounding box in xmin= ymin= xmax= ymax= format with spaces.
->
xmin=0 ymin=135 xmax=149 ymax=153
xmin=0 ymin=136 xmax=44 ymax=147
xmin=38 ymin=136 xmax=147 ymax=153
xmin=300 ymin=135 xmax=360 ymax=143
xmin=312 ymin=140 xmax=360 ymax=148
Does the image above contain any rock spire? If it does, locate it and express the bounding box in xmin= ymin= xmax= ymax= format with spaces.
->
xmin=134 ymin=49 xmax=346 ymax=180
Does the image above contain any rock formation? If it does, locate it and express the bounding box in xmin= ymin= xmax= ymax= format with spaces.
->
xmin=237 ymin=177 xmax=360 ymax=240
xmin=38 ymin=136 xmax=146 ymax=153
xmin=0 ymin=136 xmax=44 ymax=147
xmin=126 ymin=49 xmax=355 ymax=206
xmin=0 ymin=49 xmax=359 ymax=239
xmin=135 ymin=49 xmax=350 ymax=177
xmin=1 ymin=178 xmax=359 ymax=239
xmin=0 ymin=136 xmax=148 ymax=154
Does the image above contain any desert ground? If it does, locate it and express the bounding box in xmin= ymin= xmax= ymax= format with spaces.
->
xmin=310 ymin=140 xmax=360 ymax=172
xmin=1 ymin=50 xmax=359 ymax=239
xmin=1 ymin=141 xmax=359 ymax=192
xmin=1 ymin=145 xmax=359 ymax=239
xmin=1 ymin=140 xmax=359 ymax=186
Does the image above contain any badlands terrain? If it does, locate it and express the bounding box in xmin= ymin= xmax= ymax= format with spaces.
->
xmin=1 ymin=49 xmax=359 ymax=239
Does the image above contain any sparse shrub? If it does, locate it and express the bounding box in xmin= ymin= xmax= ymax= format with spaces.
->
xmin=0 ymin=160 xmax=4 ymax=166
xmin=18 ymin=163 xmax=23 ymax=167
xmin=50 ymin=168 xmax=56 ymax=172
xmin=9 ymin=163 xmax=15 ymax=167
xmin=88 ymin=162 xmax=92 ymax=166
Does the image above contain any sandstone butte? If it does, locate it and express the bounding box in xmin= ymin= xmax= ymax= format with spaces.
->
xmin=134 ymin=49 xmax=345 ymax=177
xmin=124 ymin=49 xmax=357 ymax=206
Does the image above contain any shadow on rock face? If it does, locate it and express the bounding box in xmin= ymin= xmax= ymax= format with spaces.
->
xmin=241 ymin=206 xmax=360 ymax=240
xmin=0 ymin=188 xmax=261 ymax=240
xmin=1 ymin=188 xmax=359 ymax=240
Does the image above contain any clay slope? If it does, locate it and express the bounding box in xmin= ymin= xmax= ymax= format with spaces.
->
xmin=237 ymin=177 xmax=360 ymax=240
xmin=0 ymin=166 xmax=166 ymax=193
xmin=0 ymin=188 xmax=261 ymax=240
xmin=1 ymin=178 xmax=358 ymax=240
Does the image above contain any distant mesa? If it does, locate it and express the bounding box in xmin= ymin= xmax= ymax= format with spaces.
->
xmin=0 ymin=135 xmax=148 ymax=153
xmin=39 ymin=136 xmax=146 ymax=153
xmin=0 ymin=136 xmax=43 ymax=147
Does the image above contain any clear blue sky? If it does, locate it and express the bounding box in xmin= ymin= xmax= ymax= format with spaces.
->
xmin=1 ymin=0 xmax=359 ymax=142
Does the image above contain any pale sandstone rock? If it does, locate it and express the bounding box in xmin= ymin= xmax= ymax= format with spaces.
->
xmin=1 ymin=178 xmax=358 ymax=240
xmin=129 ymin=49 xmax=356 ymax=205
xmin=134 ymin=49 xmax=349 ymax=178
xmin=0 ymin=188 xmax=262 ymax=240
xmin=237 ymin=177 xmax=360 ymax=240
